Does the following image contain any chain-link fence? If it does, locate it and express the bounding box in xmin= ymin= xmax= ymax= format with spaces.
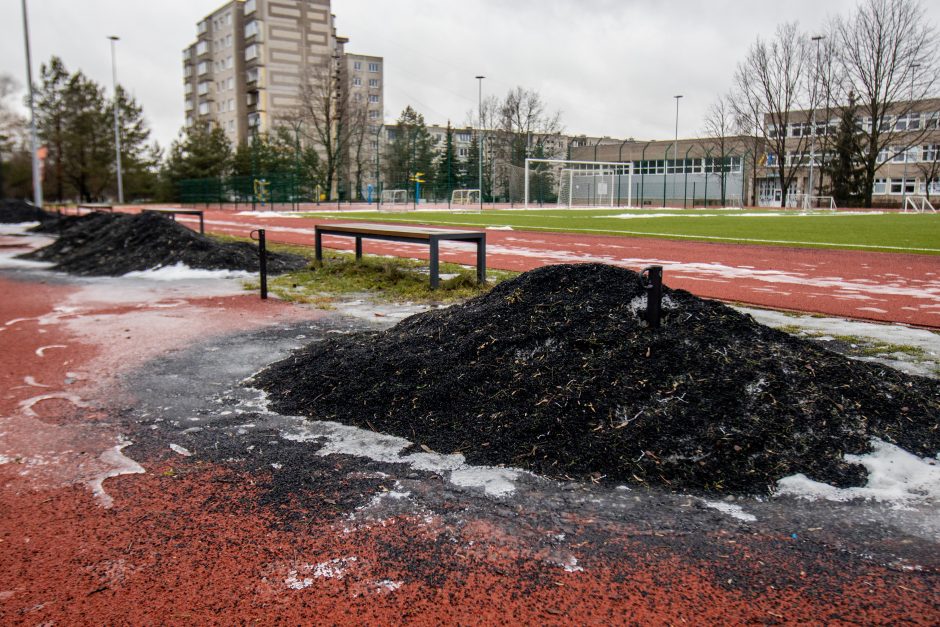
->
xmin=178 ymin=173 xmax=324 ymax=209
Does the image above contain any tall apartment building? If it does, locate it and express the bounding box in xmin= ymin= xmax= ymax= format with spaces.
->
xmin=182 ymin=0 xmax=383 ymax=153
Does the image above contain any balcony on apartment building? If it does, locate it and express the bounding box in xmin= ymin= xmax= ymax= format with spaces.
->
xmin=244 ymin=19 xmax=264 ymax=43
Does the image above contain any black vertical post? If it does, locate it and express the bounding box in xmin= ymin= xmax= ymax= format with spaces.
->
xmin=251 ymin=229 xmax=268 ymax=300
xmin=641 ymin=265 xmax=663 ymax=329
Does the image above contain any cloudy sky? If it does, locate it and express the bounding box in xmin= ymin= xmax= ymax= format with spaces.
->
xmin=2 ymin=0 xmax=937 ymax=150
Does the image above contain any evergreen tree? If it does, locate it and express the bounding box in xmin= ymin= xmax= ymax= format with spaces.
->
xmin=434 ymin=121 xmax=457 ymax=201
xmin=59 ymin=70 xmax=112 ymax=201
xmin=162 ymin=121 xmax=233 ymax=199
xmin=384 ymin=106 xmax=436 ymax=198
xmin=107 ymin=86 xmax=160 ymax=200
xmin=824 ymin=93 xmax=865 ymax=207
xmin=35 ymin=57 xmax=69 ymax=201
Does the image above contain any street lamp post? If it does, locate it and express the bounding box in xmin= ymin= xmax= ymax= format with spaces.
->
xmin=108 ymin=36 xmax=124 ymax=205
xmin=21 ymin=0 xmax=42 ymax=208
xmin=673 ymin=95 xmax=682 ymax=208
xmin=902 ymin=63 xmax=920 ymax=209
xmin=806 ymin=34 xmax=825 ymax=210
xmin=475 ymin=75 xmax=485 ymax=213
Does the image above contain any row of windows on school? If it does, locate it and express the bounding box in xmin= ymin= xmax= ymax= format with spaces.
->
xmin=768 ymin=111 xmax=940 ymax=138
xmin=765 ymin=144 xmax=940 ymax=167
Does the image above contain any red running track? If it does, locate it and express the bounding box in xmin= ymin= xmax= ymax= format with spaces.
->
xmin=133 ymin=208 xmax=940 ymax=328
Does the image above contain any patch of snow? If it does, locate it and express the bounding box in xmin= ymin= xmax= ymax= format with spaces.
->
xmin=487 ymin=225 xmax=514 ymax=231
xmin=373 ymin=579 xmax=403 ymax=592
xmin=169 ymin=444 xmax=192 ymax=457
xmin=702 ymin=500 xmax=758 ymax=522
xmin=122 ymin=262 xmax=252 ymax=281
xmin=87 ymin=437 xmax=146 ymax=508
xmin=18 ymin=393 xmax=88 ymax=417
xmin=35 ymin=344 xmax=67 ymax=357
xmin=776 ymin=439 xmax=940 ymax=508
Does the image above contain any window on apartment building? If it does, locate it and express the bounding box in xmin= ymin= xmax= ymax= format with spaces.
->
xmin=196 ymin=41 xmax=208 ymax=56
xmin=369 ymin=95 xmax=379 ymax=103
xmin=246 ymin=44 xmax=259 ymax=61
xmin=184 ymin=66 xmax=193 ymax=77
xmin=185 ymin=99 xmax=194 ymax=111
xmin=457 ymin=132 xmax=471 ymax=142
xmin=368 ymin=62 xmax=380 ymax=72
xmin=184 ymin=83 xmax=193 ymax=94
xmin=198 ymin=62 xmax=209 ymax=75
xmin=369 ymin=110 xmax=379 ymax=120
xmin=371 ymin=140 xmax=378 ymax=150
xmin=352 ymin=77 xmax=361 ymax=86
xmin=228 ymin=77 xmax=234 ymax=90
xmin=247 ymin=68 xmax=259 ymax=83
xmin=926 ymin=112 xmax=940 ymax=129
xmin=873 ymin=178 xmax=887 ymax=194
xmin=353 ymin=61 xmax=361 ymax=70
xmin=369 ymin=78 xmax=379 ymax=88
xmin=765 ymin=153 xmax=777 ymax=166
xmin=186 ymin=115 xmax=194 ymax=127
xmin=198 ymin=102 xmax=209 ymax=115
xmin=248 ymin=112 xmax=261 ymax=127
xmin=226 ymin=12 xmax=231 ymax=25
xmin=198 ymin=20 xmax=208 ymax=34
xmin=924 ymin=144 xmax=940 ymax=162
xmin=227 ymin=56 xmax=233 ymax=69
xmin=245 ymin=20 xmax=260 ymax=38
xmin=458 ymin=148 xmax=469 ymax=157
xmin=198 ymin=82 xmax=210 ymax=95
xmin=245 ymin=0 xmax=256 ymax=14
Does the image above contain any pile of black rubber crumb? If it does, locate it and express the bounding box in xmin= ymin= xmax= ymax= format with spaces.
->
xmin=0 ymin=199 xmax=54 ymax=223
xmin=20 ymin=211 xmax=307 ymax=275
xmin=254 ymin=263 xmax=940 ymax=494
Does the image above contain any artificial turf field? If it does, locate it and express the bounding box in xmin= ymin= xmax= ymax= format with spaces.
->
xmin=301 ymin=207 xmax=940 ymax=255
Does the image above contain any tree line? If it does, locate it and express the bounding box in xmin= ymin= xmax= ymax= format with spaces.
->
xmin=711 ymin=0 xmax=938 ymax=207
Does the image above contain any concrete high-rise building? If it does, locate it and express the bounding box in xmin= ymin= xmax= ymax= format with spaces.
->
xmin=182 ymin=0 xmax=383 ymax=152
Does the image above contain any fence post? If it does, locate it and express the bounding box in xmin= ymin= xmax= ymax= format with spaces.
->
xmin=250 ymin=229 xmax=267 ymax=300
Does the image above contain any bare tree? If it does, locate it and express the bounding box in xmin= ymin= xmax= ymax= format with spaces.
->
xmin=292 ymin=61 xmax=362 ymax=200
xmin=0 ymin=75 xmax=27 ymax=197
xmin=916 ymin=144 xmax=940 ymax=201
xmin=702 ymin=96 xmax=737 ymax=204
xmin=833 ymin=0 xmax=938 ymax=206
xmin=732 ymin=22 xmax=818 ymax=207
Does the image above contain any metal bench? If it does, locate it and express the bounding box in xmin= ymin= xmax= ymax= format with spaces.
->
xmin=141 ymin=208 xmax=206 ymax=234
xmin=314 ymin=222 xmax=486 ymax=289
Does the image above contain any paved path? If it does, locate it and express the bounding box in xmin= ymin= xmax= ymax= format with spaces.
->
xmin=139 ymin=209 xmax=940 ymax=328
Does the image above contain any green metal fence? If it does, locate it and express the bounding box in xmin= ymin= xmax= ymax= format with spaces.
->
xmin=177 ymin=173 xmax=323 ymax=209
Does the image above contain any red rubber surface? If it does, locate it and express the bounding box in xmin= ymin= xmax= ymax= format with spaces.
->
xmin=137 ymin=208 xmax=940 ymax=328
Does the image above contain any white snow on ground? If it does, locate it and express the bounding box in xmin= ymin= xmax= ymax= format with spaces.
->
xmin=235 ymin=211 xmax=304 ymax=218
xmin=776 ymin=439 xmax=940 ymax=508
xmin=281 ymin=417 xmax=522 ymax=497
xmin=169 ymin=443 xmax=192 ymax=457
xmin=122 ymin=262 xmax=252 ymax=281
xmin=285 ymin=557 xmax=359 ymax=589
xmin=87 ymin=437 xmax=146 ymax=508
xmin=702 ymin=500 xmax=758 ymax=522
xmin=487 ymin=225 xmax=514 ymax=230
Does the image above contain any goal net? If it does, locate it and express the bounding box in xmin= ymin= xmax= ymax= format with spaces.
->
xmin=380 ymin=189 xmax=408 ymax=212
xmin=788 ymin=194 xmax=837 ymax=210
xmin=451 ymin=189 xmax=481 ymax=206
xmin=525 ymin=159 xmax=633 ymax=209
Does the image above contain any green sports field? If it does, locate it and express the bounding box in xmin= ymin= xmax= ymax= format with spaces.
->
xmin=301 ymin=208 xmax=940 ymax=254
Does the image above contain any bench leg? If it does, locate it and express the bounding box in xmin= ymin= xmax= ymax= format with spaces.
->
xmin=429 ymin=237 xmax=439 ymax=290
xmin=315 ymin=230 xmax=323 ymax=262
xmin=355 ymin=237 xmax=362 ymax=261
xmin=476 ymin=235 xmax=486 ymax=284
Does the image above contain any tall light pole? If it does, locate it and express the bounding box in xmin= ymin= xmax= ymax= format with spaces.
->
xmin=21 ymin=0 xmax=42 ymax=208
xmin=673 ymin=95 xmax=682 ymax=208
xmin=806 ymin=34 xmax=824 ymax=210
xmin=476 ymin=75 xmax=485 ymax=213
xmin=108 ymin=36 xmax=124 ymax=205
xmin=902 ymin=63 xmax=920 ymax=209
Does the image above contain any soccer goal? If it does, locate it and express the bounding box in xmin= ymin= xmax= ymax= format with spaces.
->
xmin=380 ymin=189 xmax=408 ymax=211
xmin=790 ymin=194 xmax=837 ymax=210
xmin=904 ymin=195 xmax=937 ymax=213
xmin=451 ymin=188 xmax=481 ymax=211
xmin=524 ymin=159 xmax=634 ymax=209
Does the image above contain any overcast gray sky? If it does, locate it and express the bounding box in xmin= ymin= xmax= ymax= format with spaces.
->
xmin=2 ymin=0 xmax=937 ymax=150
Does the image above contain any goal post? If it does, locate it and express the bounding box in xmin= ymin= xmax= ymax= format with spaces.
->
xmin=524 ymin=158 xmax=634 ymax=209
xmin=380 ymin=189 xmax=408 ymax=211
xmin=451 ymin=189 xmax=481 ymax=205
